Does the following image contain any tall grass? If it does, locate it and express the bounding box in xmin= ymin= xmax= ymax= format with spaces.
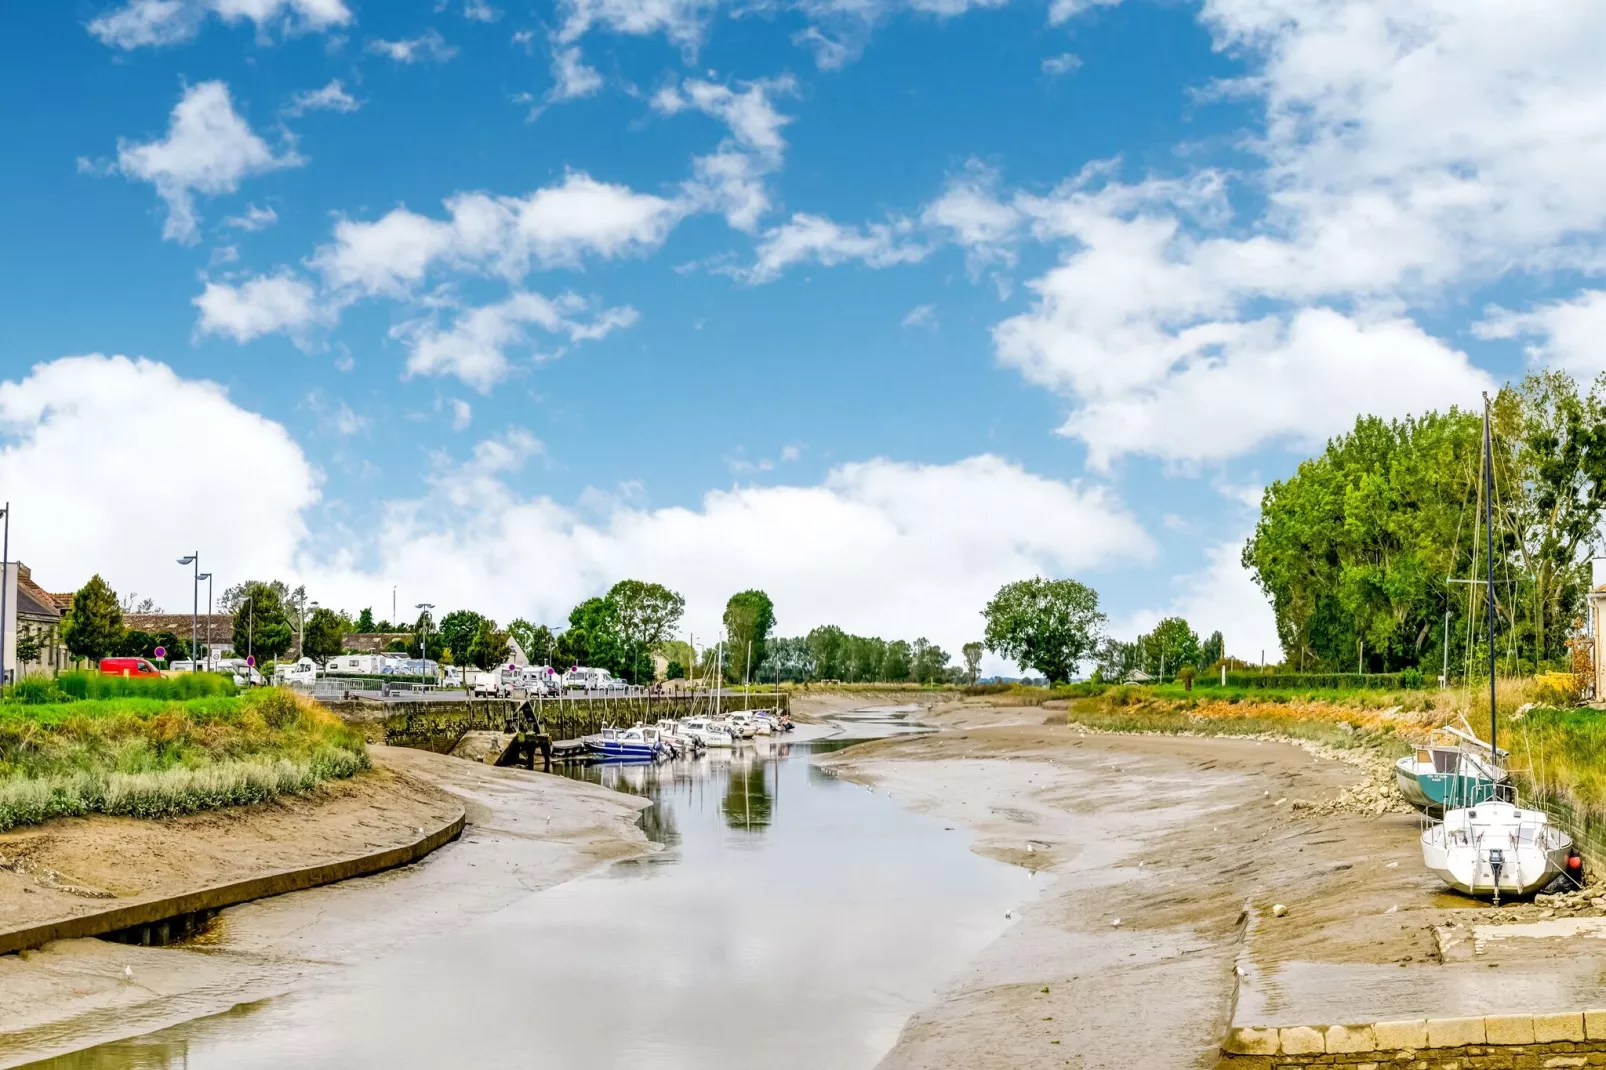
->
xmin=0 ymin=687 xmax=367 ymax=832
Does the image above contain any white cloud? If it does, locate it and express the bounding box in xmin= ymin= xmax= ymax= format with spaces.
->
xmin=921 ymin=160 xmax=1021 ymax=266
xmin=284 ymin=79 xmax=361 ymax=116
xmin=1114 ymin=536 xmax=1282 ymax=665
xmin=1041 ymin=52 xmax=1080 ymax=76
xmin=745 ymin=213 xmax=927 ymax=283
xmin=368 ymin=30 xmax=458 ymax=63
xmin=323 ymin=399 xmax=367 ymax=436
xmin=394 ymin=291 xmax=639 ymax=391
xmin=900 ymin=303 xmax=936 ymax=329
xmin=1046 ymin=0 xmax=1120 ymax=25
xmin=223 ymin=203 xmax=278 ymax=231
xmin=555 ymin=0 xmax=720 ymax=51
xmin=0 ymin=357 xmax=1152 ymax=656
xmin=658 ymin=76 xmax=797 ymax=231
xmin=1476 ymin=291 xmax=1606 ymax=379
xmin=88 ymin=0 xmax=352 ymax=48
xmin=114 ymin=81 xmax=299 ymax=244
xmin=312 ymin=172 xmax=684 ymax=299
xmin=450 ymin=398 xmax=474 ymax=430
xmin=548 ymin=45 xmax=603 ymax=102
xmin=193 ymin=273 xmax=328 ymax=344
xmin=463 ymin=0 xmax=500 ymax=19
xmin=0 ymin=356 xmax=317 ymax=599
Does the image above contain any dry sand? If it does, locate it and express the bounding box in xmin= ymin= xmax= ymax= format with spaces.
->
xmin=815 ymin=701 xmax=1443 ymax=1069
xmin=0 ymin=746 xmax=652 ymax=1067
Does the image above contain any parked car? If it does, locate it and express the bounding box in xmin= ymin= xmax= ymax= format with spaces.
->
xmin=99 ymin=657 xmax=163 ymax=678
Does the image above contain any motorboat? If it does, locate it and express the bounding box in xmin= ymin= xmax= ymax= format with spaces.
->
xmin=682 ymin=717 xmax=733 ymax=748
xmin=751 ymin=711 xmax=774 ymax=736
xmin=1422 ymin=800 xmax=1572 ymax=902
xmin=584 ymin=725 xmax=668 ymax=762
xmin=727 ymin=712 xmax=756 ymax=740
xmin=1395 ymin=721 xmax=1508 ymax=812
xmin=657 ymin=719 xmax=703 ymax=755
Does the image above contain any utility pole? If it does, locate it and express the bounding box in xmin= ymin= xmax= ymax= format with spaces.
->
xmin=1442 ymin=609 xmax=1450 ymax=688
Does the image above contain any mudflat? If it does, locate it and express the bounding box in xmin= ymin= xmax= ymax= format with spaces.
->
xmin=816 ymin=700 xmax=1444 ymax=1069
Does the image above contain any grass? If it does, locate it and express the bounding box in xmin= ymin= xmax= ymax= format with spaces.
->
xmin=0 ymin=685 xmax=368 ymax=832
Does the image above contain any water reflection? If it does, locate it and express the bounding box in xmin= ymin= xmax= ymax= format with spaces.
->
xmin=24 ymin=711 xmax=1030 ymax=1070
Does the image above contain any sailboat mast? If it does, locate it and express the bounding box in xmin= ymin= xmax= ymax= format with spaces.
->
xmin=1483 ymin=393 xmax=1497 ymax=758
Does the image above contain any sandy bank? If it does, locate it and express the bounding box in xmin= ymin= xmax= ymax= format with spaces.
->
xmin=0 ymin=746 xmax=652 ymax=1067
xmin=790 ymin=689 xmax=962 ymax=722
xmin=816 ymin=702 xmax=1423 ymax=1069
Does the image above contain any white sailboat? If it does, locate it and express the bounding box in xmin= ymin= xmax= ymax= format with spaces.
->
xmin=1420 ymin=394 xmax=1572 ymax=902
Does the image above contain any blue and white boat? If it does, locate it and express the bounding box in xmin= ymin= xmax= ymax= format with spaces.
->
xmin=584 ymin=725 xmax=667 ymax=762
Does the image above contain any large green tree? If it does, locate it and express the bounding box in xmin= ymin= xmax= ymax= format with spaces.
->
xmin=722 ymin=590 xmax=776 ymax=684
xmin=1143 ymin=617 xmax=1201 ymax=676
xmin=608 ymin=580 xmax=686 ymax=683
xmin=558 ymin=597 xmax=624 ymax=673
xmin=982 ymin=577 xmax=1106 ymax=684
xmin=303 ymin=607 xmax=348 ymax=661
xmin=354 ymin=607 xmax=377 ymax=633
xmin=508 ymin=619 xmax=556 ymax=665
xmin=961 ymin=641 xmax=984 ymax=684
xmin=913 ymin=638 xmax=949 ymax=684
xmin=467 ymin=617 xmax=512 ymax=669
xmin=63 ymin=575 xmax=125 ymax=663
xmin=231 ymin=582 xmax=293 ymax=662
xmin=438 ymin=610 xmax=488 ymax=667
xmin=806 ymin=625 xmax=848 ymax=680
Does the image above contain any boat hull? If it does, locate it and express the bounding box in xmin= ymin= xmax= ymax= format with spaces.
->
xmin=1395 ymin=757 xmax=1501 ymax=811
xmin=584 ymin=740 xmax=664 ymax=761
xmin=1421 ymin=802 xmax=1570 ymax=899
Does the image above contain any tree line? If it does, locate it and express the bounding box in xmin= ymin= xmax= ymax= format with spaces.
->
xmin=1242 ymin=369 xmax=1606 ymax=676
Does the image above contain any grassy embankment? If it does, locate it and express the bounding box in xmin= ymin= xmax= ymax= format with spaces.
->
xmin=1009 ymin=677 xmax=1606 ymax=848
xmin=0 ymin=673 xmax=369 ymax=832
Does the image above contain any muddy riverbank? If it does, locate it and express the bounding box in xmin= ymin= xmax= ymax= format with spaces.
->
xmin=0 ymin=747 xmax=651 ymax=1067
xmin=817 ymin=702 xmax=1446 ymax=1069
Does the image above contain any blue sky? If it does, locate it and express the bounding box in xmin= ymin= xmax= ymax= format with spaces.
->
xmin=0 ymin=0 xmax=1600 ymax=669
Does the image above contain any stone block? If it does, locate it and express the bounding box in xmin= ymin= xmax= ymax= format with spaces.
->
xmin=1224 ymin=1027 xmax=1280 ymax=1055
xmin=1535 ymin=1014 xmax=1587 ymax=1043
xmin=1426 ymin=1017 xmax=1487 ymax=1048
xmin=1374 ymin=1019 xmax=1428 ymax=1049
xmin=1584 ymin=1009 xmax=1606 ymax=1041
xmin=1327 ymin=1024 xmax=1378 ymax=1053
xmin=1544 ymin=1057 xmax=1588 ymax=1068
xmin=1280 ymin=1025 xmax=1325 ymax=1054
xmin=1485 ymin=1014 xmax=1536 ymax=1045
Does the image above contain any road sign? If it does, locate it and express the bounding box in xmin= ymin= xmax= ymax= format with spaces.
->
xmin=247 ymin=655 xmax=256 ymax=667
xmin=154 ymin=646 xmax=166 ymax=659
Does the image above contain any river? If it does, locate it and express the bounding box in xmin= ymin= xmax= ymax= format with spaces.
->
xmin=25 ymin=709 xmax=1035 ymax=1069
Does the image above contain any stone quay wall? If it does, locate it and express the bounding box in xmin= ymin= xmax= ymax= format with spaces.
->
xmin=1221 ymin=1014 xmax=1606 ymax=1068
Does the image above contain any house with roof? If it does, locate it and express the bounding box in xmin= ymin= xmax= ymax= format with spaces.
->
xmin=1 ymin=562 xmax=72 ymax=679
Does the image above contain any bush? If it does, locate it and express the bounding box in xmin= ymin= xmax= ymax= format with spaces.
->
xmin=1533 ymin=672 xmax=1582 ymax=707
xmin=1218 ymin=671 xmax=1404 ymax=690
xmin=54 ymin=670 xmax=237 ymax=701
xmin=7 ymin=674 xmax=63 ymax=705
xmin=1399 ymin=667 xmax=1424 ymax=689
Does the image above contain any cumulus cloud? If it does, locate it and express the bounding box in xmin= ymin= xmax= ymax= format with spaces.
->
xmin=193 ymin=272 xmax=329 ymax=344
xmin=1476 ymin=291 xmax=1606 ymax=379
xmin=548 ymin=45 xmax=603 ymax=102
xmin=0 ymin=356 xmax=317 ymax=597
xmin=311 ymin=171 xmax=684 ymax=298
xmin=367 ymin=29 xmax=458 ymax=63
xmin=87 ymin=0 xmax=351 ymax=49
xmin=113 ymin=81 xmax=299 ymax=244
xmin=745 ymin=213 xmax=927 ymax=283
xmin=392 ymin=291 xmax=639 ymax=391
xmin=0 ymin=357 xmax=1152 ymax=661
xmin=658 ymin=76 xmax=797 ymax=231
xmin=284 ymin=80 xmax=361 ymax=117
xmin=223 ymin=203 xmax=277 ymax=231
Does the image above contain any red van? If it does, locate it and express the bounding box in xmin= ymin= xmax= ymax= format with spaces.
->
xmin=99 ymin=657 xmax=163 ymax=678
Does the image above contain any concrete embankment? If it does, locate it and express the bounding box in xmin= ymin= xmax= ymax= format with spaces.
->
xmin=1223 ymin=1013 xmax=1606 ymax=1067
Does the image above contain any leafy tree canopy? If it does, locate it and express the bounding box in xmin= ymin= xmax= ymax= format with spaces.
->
xmin=962 ymin=641 xmax=984 ymax=684
xmin=304 ymin=607 xmax=348 ymax=661
xmin=722 ymin=589 xmax=776 ymax=683
xmin=982 ymin=577 xmax=1106 ymax=684
xmin=64 ymin=575 xmax=124 ymax=663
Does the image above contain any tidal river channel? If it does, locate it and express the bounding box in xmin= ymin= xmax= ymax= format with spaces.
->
xmin=30 ymin=709 xmax=1035 ymax=1069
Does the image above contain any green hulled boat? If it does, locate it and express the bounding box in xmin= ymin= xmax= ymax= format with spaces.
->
xmin=1394 ymin=723 xmax=1507 ymax=812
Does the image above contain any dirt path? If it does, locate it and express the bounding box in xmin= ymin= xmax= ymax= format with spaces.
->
xmin=815 ymin=702 xmax=1428 ymax=1069
xmin=0 ymin=747 xmax=652 ymax=1067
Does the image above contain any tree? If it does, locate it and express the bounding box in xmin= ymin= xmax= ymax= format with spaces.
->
xmin=722 ymin=590 xmax=776 ymax=683
xmin=508 ymin=619 xmax=555 ymax=665
xmin=913 ymin=639 xmax=949 ymax=684
xmin=63 ymin=575 xmax=125 ymax=663
xmin=609 ymin=580 xmax=686 ymax=682
xmin=761 ymin=637 xmax=816 ymax=683
xmin=467 ymin=617 xmax=512 ymax=669
xmin=354 ymin=607 xmax=377 ymax=633
xmin=407 ymin=609 xmax=436 ymax=660
xmin=982 ymin=577 xmax=1106 ymax=684
xmin=665 ymin=659 xmax=687 ymax=680
xmin=1200 ymin=630 xmax=1224 ymax=667
xmin=119 ymin=629 xmax=157 ymax=659
xmin=1145 ymin=617 xmax=1201 ymax=676
xmin=303 ymin=607 xmax=348 ymax=661
xmin=962 ymin=641 xmax=984 ymax=684
xmin=220 ymin=579 xmax=290 ymax=614
xmin=558 ymin=597 xmax=623 ymax=673
xmin=806 ymin=625 xmax=848 ymax=680
xmin=15 ymin=629 xmax=41 ymax=666
xmin=438 ymin=610 xmax=488 ymax=668
xmin=231 ymin=582 xmax=293 ymax=662
xmin=881 ymin=639 xmax=913 ymax=682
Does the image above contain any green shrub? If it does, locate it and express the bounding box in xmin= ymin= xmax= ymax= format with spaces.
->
xmin=7 ymin=674 xmax=64 ymax=704
xmin=54 ymin=670 xmax=237 ymax=700
xmin=1218 ymin=671 xmax=1405 ymax=690
xmin=1399 ymin=667 xmax=1424 ymax=689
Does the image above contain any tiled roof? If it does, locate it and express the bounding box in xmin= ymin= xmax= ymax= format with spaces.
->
xmin=123 ymin=613 xmax=237 ymax=637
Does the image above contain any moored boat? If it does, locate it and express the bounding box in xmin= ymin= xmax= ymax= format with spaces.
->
xmin=1395 ymin=722 xmax=1507 ymax=812
xmin=1421 ymin=800 xmax=1571 ymax=901
xmin=584 ymin=725 xmax=668 ymax=762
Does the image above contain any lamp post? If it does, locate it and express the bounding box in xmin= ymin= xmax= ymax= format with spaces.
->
xmin=243 ymin=594 xmax=254 ymax=671
xmin=0 ymin=502 xmax=10 ymax=686
xmin=198 ymin=573 xmax=212 ymax=670
xmin=415 ymin=603 xmax=434 ymax=683
xmin=177 ymin=553 xmax=199 ymax=670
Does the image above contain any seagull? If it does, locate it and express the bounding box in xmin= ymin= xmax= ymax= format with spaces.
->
xmin=123 ymin=965 xmax=133 ymax=983
xmin=1111 ymin=918 xmax=1122 ymax=927
xmin=1027 ymin=844 xmax=1036 ymax=854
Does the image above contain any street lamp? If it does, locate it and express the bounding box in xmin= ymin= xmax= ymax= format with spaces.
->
xmin=306 ymin=601 xmax=320 ymax=664
xmin=415 ymin=603 xmax=435 ymax=683
xmin=197 ymin=573 xmax=212 ymax=670
xmin=177 ymin=553 xmax=199 ymax=670
xmin=242 ymin=594 xmax=254 ymax=671
xmin=0 ymin=502 xmax=10 ymax=686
